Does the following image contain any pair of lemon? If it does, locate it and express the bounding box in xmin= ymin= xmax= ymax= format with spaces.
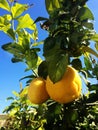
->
xmin=28 ymin=66 xmax=82 ymax=104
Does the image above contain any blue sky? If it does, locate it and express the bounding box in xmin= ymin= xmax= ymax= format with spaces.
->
xmin=0 ymin=0 xmax=98 ymax=113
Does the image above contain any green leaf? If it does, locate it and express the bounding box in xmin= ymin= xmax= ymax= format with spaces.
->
xmin=88 ymin=84 xmax=98 ymax=91
xmin=93 ymin=64 xmax=98 ymax=77
xmin=71 ymin=58 xmax=82 ymax=70
xmin=48 ymin=52 xmax=68 ymax=83
xmin=82 ymin=21 xmax=93 ymax=29
xmin=95 ymin=43 xmax=98 ymax=51
xmin=11 ymin=3 xmax=28 ymax=18
xmin=0 ymin=15 xmax=11 ymax=32
xmin=77 ymin=6 xmax=94 ymax=21
xmin=19 ymin=75 xmax=35 ymax=81
xmin=82 ymin=46 xmax=98 ymax=57
xmin=7 ymin=28 xmax=15 ymax=40
xmin=25 ymin=50 xmax=38 ymax=69
xmin=45 ymin=0 xmax=61 ymax=14
xmin=84 ymin=57 xmax=92 ymax=70
xmin=38 ymin=61 xmax=48 ymax=79
xmin=16 ymin=14 xmax=36 ymax=31
xmin=0 ymin=0 xmax=10 ymax=11
xmin=6 ymin=97 xmax=14 ymax=100
xmin=2 ymin=42 xmax=24 ymax=54
xmin=34 ymin=17 xmax=49 ymax=23
xmin=12 ymin=91 xmax=19 ymax=97
xmin=91 ymin=34 xmax=98 ymax=42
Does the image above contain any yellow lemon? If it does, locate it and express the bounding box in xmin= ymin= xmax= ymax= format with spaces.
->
xmin=46 ymin=66 xmax=82 ymax=103
xmin=28 ymin=77 xmax=49 ymax=104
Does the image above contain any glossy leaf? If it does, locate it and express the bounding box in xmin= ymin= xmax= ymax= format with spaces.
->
xmin=48 ymin=53 xmax=68 ymax=83
xmin=0 ymin=0 xmax=10 ymax=11
xmin=34 ymin=17 xmax=49 ymax=23
xmin=11 ymin=3 xmax=28 ymax=18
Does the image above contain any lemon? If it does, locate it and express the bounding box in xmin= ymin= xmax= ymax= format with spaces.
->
xmin=28 ymin=77 xmax=49 ymax=104
xmin=46 ymin=66 xmax=82 ymax=103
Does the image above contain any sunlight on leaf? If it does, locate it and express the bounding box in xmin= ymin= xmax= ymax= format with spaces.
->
xmin=0 ymin=0 xmax=10 ymax=11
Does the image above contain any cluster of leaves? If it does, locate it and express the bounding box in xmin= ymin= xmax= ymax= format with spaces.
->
xmin=1 ymin=90 xmax=98 ymax=130
xmin=0 ymin=0 xmax=98 ymax=130
xmin=1 ymin=88 xmax=47 ymax=130
xmin=36 ymin=0 xmax=98 ymax=83
xmin=0 ymin=0 xmax=41 ymax=84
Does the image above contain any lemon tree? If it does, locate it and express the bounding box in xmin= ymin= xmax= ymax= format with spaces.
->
xmin=1 ymin=0 xmax=98 ymax=129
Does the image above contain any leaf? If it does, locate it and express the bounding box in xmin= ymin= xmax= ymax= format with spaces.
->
xmin=45 ymin=0 xmax=61 ymax=14
xmin=25 ymin=50 xmax=38 ymax=69
xmin=20 ymin=87 xmax=28 ymax=97
xmin=34 ymin=17 xmax=49 ymax=23
xmin=91 ymin=34 xmax=98 ymax=42
xmin=71 ymin=58 xmax=82 ymax=70
xmin=16 ymin=14 xmax=36 ymax=31
xmin=11 ymin=3 xmax=28 ymax=18
xmin=82 ymin=46 xmax=98 ymax=57
xmin=77 ymin=6 xmax=94 ymax=21
xmin=0 ymin=0 xmax=10 ymax=11
xmin=0 ymin=15 xmax=11 ymax=32
xmin=95 ymin=43 xmax=98 ymax=51
xmin=2 ymin=42 xmax=24 ymax=55
xmin=12 ymin=91 xmax=19 ymax=97
xmin=38 ymin=61 xmax=48 ymax=79
xmin=6 ymin=97 xmax=14 ymax=100
xmin=7 ymin=28 xmax=15 ymax=40
xmin=88 ymin=84 xmax=98 ymax=91
xmin=82 ymin=21 xmax=93 ymax=29
xmin=19 ymin=75 xmax=35 ymax=81
xmin=48 ymin=52 xmax=68 ymax=83
xmin=84 ymin=57 xmax=92 ymax=70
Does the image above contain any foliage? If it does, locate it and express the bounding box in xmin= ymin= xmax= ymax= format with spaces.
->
xmin=0 ymin=0 xmax=98 ymax=129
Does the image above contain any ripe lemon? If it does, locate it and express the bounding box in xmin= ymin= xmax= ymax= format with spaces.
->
xmin=46 ymin=66 xmax=82 ymax=103
xmin=28 ymin=77 xmax=49 ymax=104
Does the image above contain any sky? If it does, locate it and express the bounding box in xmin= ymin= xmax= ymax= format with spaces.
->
xmin=0 ymin=0 xmax=98 ymax=113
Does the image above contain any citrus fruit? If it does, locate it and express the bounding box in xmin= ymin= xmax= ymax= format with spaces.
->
xmin=46 ymin=66 xmax=82 ymax=103
xmin=28 ymin=77 xmax=49 ymax=104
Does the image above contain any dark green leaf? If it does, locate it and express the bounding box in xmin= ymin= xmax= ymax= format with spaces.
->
xmin=34 ymin=17 xmax=48 ymax=23
xmin=38 ymin=60 xmax=48 ymax=79
xmin=82 ymin=22 xmax=93 ymax=29
xmin=25 ymin=51 xmax=38 ymax=69
xmin=71 ymin=58 xmax=82 ymax=70
xmin=19 ymin=75 xmax=35 ymax=81
xmin=2 ymin=42 xmax=24 ymax=54
xmin=88 ymin=84 xmax=98 ymax=91
xmin=7 ymin=28 xmax=16 ymax=40
xmin=48 ymin=52 xmax=68 ymax=83
xmin=6 ymin=97 xmax=14 ymax=100
xmin=11 ymin=57 xmax=23 ymax=63
xmin=93 ymin=64 xmax=98 ymax=77
xmin=77 ymin=6 xmax=94 ymax=21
